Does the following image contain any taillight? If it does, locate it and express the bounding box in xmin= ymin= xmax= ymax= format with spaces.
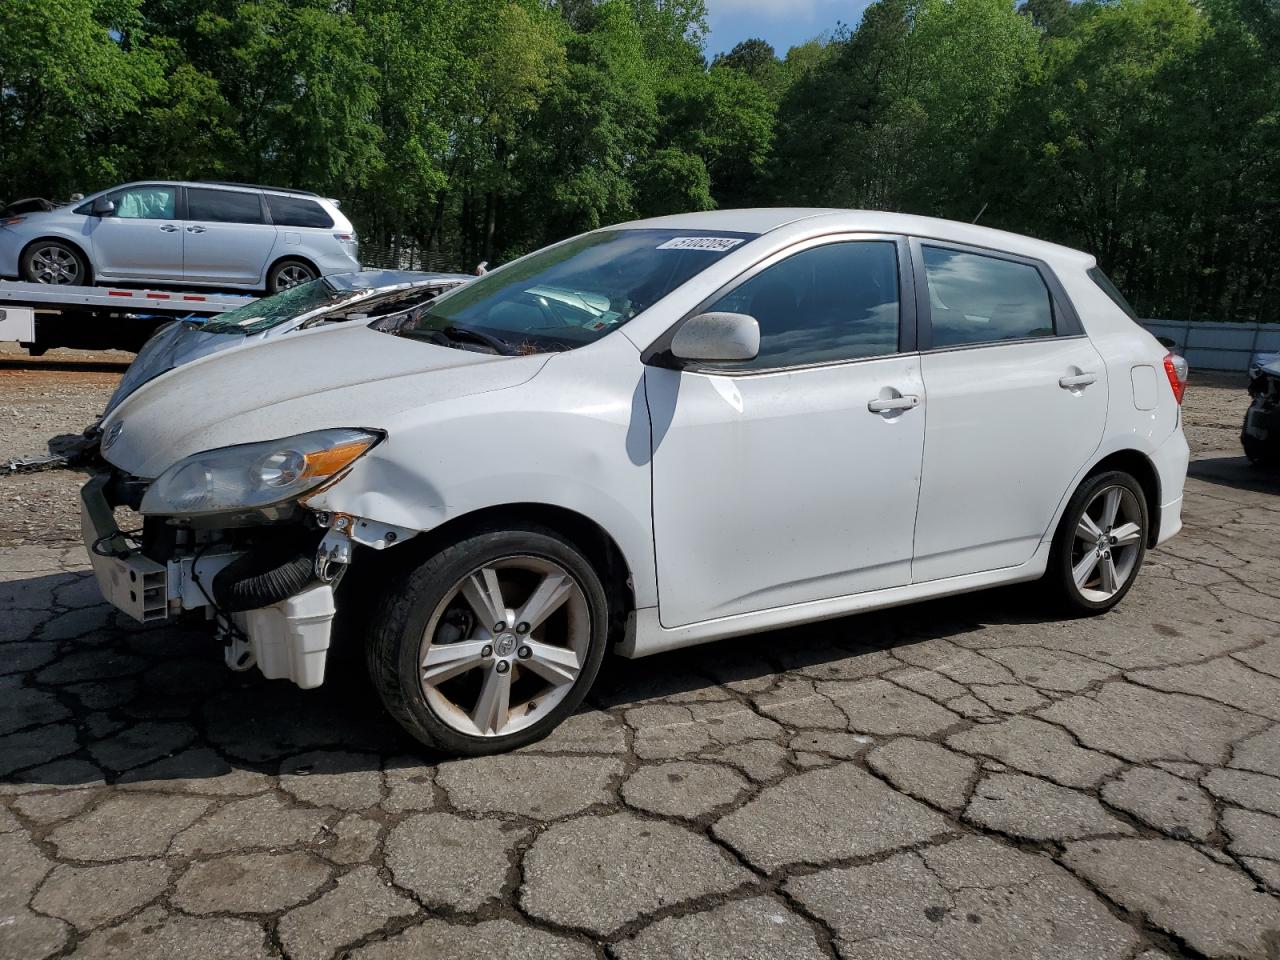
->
xmin=1163 ymin=352 xmax=1188 ymax=404
xmin=333 ymin=233 xmax=354 ymax=243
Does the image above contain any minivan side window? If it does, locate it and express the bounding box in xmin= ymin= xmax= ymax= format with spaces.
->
xmin=703 ymin=240 xmax=901 ymax=370
xmin=186 ymin=188 xmax=265 ymax=225
xmin=922 ymin=246 xmax=1054 ymax=348
xmin=266 ymin=195 xmax=334 ymax=229
xmin=110 ymin=186 xmax=177 ymax=220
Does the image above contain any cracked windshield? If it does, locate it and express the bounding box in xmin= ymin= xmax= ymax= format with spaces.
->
xmin=397 ymin=228 xmax=756 ymax=354
xmin=200 ymin=279 xmax=359 ymax=335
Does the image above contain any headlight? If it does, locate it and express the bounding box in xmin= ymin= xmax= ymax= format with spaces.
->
xmin=140 ymin=428 xmax=380 ymax=516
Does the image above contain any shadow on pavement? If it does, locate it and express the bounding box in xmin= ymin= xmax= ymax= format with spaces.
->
xmin=1189 ymin=455 xmax=1280 ymax=495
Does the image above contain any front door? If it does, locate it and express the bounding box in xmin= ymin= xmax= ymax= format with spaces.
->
xmin=646 ymin=236 xmax=927 ymax=627
xmin=910 ymin=241 xmax=1109 ymax=581
xmin=88 ymin=184 xmax=184 ymax=282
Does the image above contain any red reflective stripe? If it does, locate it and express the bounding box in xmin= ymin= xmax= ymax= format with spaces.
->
xmin=182 ymin=295 xmax=207 ymax=302
xmin=148 ymin=293 xmax=171 ymax=300
xmin=108 ymin=290 xmax=133 ymax=298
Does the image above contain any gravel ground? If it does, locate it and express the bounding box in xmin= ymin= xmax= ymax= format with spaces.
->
xmin=0 ymin=346 xmax=129 ymax=546
xmin=1 ymin=349 xmax=1278 ymax=960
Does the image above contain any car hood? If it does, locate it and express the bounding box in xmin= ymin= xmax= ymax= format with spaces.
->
xmin=101 ymin=323 xmax=550 ymax=478
xmin=103 ymin=321 xmax=248 ymax=417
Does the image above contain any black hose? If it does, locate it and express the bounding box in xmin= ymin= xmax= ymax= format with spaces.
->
xmin=212 ymin=543 xmax=316 ymax=613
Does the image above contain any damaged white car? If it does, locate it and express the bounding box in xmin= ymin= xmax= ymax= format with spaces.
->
xmin=82 ymin=210 xmax=1189 ymax=755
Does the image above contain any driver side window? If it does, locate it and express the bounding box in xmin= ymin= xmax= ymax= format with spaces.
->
xmin=109 ymin=186 xmax=177 ymax=220
xmin=703 ymin=240 xmax=902 ymax=371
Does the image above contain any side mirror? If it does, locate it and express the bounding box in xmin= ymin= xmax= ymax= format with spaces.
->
xmin=91 ymin=197 xmax=116 ymax=217
xmin=669 ymin=312 xmax=760 ymax=364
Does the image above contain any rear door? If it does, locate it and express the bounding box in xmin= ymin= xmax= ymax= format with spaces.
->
xmin=88 ymin=184 xmax=184 ymax=282
xmin=910 ymin=240 xmax=1108 ymax=581
xmin=182 ymin=187 xmax=278 ymax=285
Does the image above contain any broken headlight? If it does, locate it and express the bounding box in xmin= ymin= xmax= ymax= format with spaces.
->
xmin=140 ymin=428 xmax=380 ymax=517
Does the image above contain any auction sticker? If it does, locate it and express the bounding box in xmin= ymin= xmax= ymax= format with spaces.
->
xmin=656 ymin=236 xmax=746 ymax=252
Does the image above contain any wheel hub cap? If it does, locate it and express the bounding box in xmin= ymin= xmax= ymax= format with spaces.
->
xmin=1072 ymin=485 xmax=1143 ymax=602
xmin=417 ymin=555 xmax=590 ymax=738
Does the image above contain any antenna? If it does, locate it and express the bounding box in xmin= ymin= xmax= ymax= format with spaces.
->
xmin=971 ymin=202 xmax=989 ymax=224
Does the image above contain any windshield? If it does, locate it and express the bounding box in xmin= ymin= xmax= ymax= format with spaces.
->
xmin=398 ymin=228 xmax=756 ymax=354
xmin=201 ymin=279 xmax=358 ymax=335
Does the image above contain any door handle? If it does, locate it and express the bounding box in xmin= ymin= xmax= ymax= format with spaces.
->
xmin=159 ymin=224 xmax=179 ymax=233
xmin=186 ymin=225 xmax=206 ymax=234
xmin=1059 ymin=372 xmax=1097 ymax=389
xmin=867 ymin=394 xmax=921 ymax=414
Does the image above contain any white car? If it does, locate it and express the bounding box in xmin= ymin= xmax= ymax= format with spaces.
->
xmin=82 ymin=209 xmax=1190 ymax=755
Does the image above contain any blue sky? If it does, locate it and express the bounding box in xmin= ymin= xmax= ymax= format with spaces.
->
xmin=704 ymin=0 xmax=874 ymax=57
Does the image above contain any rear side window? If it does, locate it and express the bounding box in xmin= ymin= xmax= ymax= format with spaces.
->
xmin=706 ymin=240 xmax=901 ymax=370
xmin=266 ymin=195 xmax=334 ymax=229
xmin=1088 ymin=267 xmax=1140 ymax=320
xmin=186 ymin=188 xmax=265 ymax=225
xmin=922 ymin=247 xmax=1054 ymax=347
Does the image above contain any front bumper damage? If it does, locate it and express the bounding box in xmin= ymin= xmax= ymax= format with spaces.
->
xmin=80 ymin=473 xmax=415 ymax=689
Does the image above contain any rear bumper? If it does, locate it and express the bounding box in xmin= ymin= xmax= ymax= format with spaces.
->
xmin=1151 ymin=427 xmax=1190 ymax=544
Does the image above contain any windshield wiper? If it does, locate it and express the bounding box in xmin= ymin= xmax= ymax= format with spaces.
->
xmin=439 ymin=325 xmax=515 ymax=355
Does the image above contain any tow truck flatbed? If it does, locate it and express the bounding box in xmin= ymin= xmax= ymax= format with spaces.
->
xmin=0 ymin=280 xmax=255 ymax=354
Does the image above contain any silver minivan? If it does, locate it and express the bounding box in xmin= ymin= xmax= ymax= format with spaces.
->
xmin=0 ymin=181 xmax=359 ymax=292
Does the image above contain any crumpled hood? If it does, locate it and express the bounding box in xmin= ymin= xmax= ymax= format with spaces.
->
xmin=101 ymin=323 xmax=549 ymax=478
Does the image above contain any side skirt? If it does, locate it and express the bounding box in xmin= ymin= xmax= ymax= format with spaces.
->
xmin=617 ymin=543 xmax=1052 ymax=659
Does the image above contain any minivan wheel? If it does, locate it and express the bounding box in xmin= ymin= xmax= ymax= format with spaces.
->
xmin=367 ymin=525 xmax=609 ymax=755
xmin=1048 ymin=470 xmax=1148 ymax=614
xmin=22 ymin=241 xmax=89 ymax=285
xmin=267 ymin=259 xmax=317 ymax=292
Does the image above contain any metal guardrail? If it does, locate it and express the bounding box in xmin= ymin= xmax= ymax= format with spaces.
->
xmin=1141 ymin=319 xmax=1280 ymax=373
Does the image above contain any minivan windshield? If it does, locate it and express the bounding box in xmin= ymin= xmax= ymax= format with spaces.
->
xmin=201 ymin=279 xmax=358 ymax=335
xmin=397 ymin=229 xmax=756 ymax=354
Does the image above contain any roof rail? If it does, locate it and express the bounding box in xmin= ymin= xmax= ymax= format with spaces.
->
xmin=194 ymin=181 xmax=322 ymax=198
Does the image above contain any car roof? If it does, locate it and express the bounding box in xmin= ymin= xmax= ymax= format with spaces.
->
xmin=616 ymin=208 xmax=1093 ymax=267
xmin=105 ymin=180 xmax=326 ymax=199
xmin=195 ymin=181 xmax=321 ymax=198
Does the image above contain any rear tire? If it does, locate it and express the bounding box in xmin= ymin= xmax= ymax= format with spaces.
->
xmin=22 ymin=240 xmax=89 ymax=285
xmin=1046 ymin=470 xmax=1149 ymax=615
xmin=367 ymin=524 xmax=609 ymax=756
xmin=266 ymin=258 xmax=317 ymax=293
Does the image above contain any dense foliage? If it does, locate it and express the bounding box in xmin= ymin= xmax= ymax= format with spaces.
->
xmin=1 ymin=0 xmax=1276 ymax=320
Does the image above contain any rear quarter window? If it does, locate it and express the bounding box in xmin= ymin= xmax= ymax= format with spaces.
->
xmin=266 ymin=195 xmax=334 ymax=229
xmin=1087 ymin=267 xmax=1140 ymax=321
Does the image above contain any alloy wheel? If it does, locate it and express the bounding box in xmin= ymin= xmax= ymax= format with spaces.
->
xmin=1070 ymin=484 xmax=1144 ymax=602
xmin=417 ymin=555 xmax=590 ymax=738
xmin=273 ymin=264 xmax=315 ymax=291
xmin=30 ymin=246 xmax=80 ymax=284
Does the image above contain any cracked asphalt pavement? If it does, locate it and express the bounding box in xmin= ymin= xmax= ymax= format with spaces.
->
xmin=2 ymin=356 xmax=1279 ymax=959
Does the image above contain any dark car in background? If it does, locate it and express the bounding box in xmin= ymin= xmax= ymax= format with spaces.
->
xmin=1243 ymin=357 xmax=1280 ymax=468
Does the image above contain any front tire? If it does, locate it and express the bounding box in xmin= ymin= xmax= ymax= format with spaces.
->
xmin=22 ymin=240 xmax=89 ymax=285
xmin=1046 ymin=470 xmax=1149 ymax=615
xmin=367 ymin=525 xmax=610 ymax=755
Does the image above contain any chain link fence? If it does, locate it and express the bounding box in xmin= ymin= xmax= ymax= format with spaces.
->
xmin=357 ymin=238 xmax=463 ymax=274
